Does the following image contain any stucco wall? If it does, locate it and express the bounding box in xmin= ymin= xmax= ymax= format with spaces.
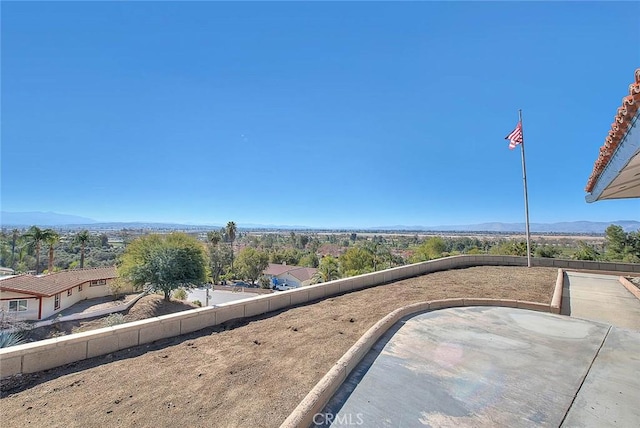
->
xmin=0 ymin=294 xmax=40 ymax=321
xmin=1 ymin=255 xmax=638 ymax=377
xmin=1 ymin=279 xmax=134 ymax=321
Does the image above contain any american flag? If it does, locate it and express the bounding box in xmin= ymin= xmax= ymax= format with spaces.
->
xmin=506 ymin=121 xmax=523 ymax=149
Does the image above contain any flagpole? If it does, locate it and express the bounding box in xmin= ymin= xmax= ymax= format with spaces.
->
xmin=519 ymin=109 xmax=532 ymax=267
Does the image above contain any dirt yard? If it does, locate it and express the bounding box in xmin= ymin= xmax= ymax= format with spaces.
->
xmin=25 ymin=296 xmax=199 ymax=342
xmin=0 ymin=266 xmax=557 ymax=428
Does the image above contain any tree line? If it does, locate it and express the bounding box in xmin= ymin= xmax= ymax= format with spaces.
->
xmin=2 ymin=223 xmax=637 ymax=301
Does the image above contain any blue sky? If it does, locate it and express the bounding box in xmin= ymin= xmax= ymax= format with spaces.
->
xmin=2 ymin=1 xmax=639 ymax=228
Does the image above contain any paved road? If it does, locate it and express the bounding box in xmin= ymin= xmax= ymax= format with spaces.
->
xmin=562 ymin=271 xmax=640 ymax=330
xmin=317 ymin=307 xmax=640 ymax=428
xmin=186 ymin=287 xmax=260 ymax=306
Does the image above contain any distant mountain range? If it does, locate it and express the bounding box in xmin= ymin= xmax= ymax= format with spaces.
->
xmin=1 ymin=211 xmax=638 ymax=234
xmin=372 ymin=221 xmax=640 ymax=234
xmin=1 ymin=211 xmax=97 ymax=226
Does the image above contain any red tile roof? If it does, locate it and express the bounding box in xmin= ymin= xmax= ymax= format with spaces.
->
xmin=0 ymin=266 xmax=117 ymax=297
xmin=586 ymin=68 xmax=640 ymax=193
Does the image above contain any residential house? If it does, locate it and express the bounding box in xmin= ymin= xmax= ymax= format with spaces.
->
xmin=262 ymin=263 xmax=318 ymax=288
xmin=0 ymin=266 xmax=130 ymax=321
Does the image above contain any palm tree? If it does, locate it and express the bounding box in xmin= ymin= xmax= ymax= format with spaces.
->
xmin=22 ymin=226 xmax=56 ymax=274
xmin=312 ymin=256 xmax=340 ymax=284
xmin=75 ymin=230 xmax=91 ymax=268
xmin=207 ymin=231 xmax=222 ymax=247
xmin=45 ymin=230 xmax=60 ymax=272
xmin=226 ymin=221 xmax=237 ymax=270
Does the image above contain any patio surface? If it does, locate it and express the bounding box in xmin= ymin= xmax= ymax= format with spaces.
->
xmin=317 ymin=272 xmax=640 ymax=427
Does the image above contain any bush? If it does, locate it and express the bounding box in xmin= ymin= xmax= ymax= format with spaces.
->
xmin=173 ymin=288 xmax=188 ymax=300
xmin=104 ymin=313 xmax=125 ymax=327
xmin=0 ymin=331 xmax=26 ymax=348
xmin=192 ymin=300 xmax=202 ymax=307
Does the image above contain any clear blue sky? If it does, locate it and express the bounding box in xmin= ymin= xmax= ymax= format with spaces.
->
xmin=2 ymin=1 xmax=639 ymax=228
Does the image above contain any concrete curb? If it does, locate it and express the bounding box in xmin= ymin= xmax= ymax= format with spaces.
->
xmin=280 ymin=299 xmax=552 ymax=428
xmin=619 ymin=276 xmax=640 ymax=301
xmin=550 ymin=268 xmax=564 ymax=314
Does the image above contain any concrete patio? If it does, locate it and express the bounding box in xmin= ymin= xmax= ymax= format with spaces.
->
xmin=317 ymin=272 xmax=640 ymax=427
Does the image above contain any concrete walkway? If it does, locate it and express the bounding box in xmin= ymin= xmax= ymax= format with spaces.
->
xmin=317 ymin=307 xmax=640 ymax=427
xmin=562 ymin=271 xmax=640 ymax=330
xmin=55 ymin=293 xmax=140 ymax=317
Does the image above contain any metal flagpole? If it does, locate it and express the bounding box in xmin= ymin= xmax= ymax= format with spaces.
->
xmin=518 ymin=109 xmax=532 ymax=267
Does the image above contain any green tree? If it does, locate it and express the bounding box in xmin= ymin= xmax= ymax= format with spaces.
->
xmin=409 ymin=237 xmax=447 ymax=263
xmin=207 ymin=230 xmax=222 ymax=247
xmin=572 ymin=241 xmax=600 ymax=261
xmin=99 ymin=233 xmax=110 ymax=248
xmin=604 ymin=225 xmax=627 ymax=261
xmin=235 ymin=247 xmax=269 ymax=285
xmin=299 ymin=252 xmax=319 ymax=268
xmin=313 ymin=256 xmax=340 ymax=283
xmin=339 ymin=247 xmax=375 ymax=277
xmin=10 ymin=229 xmax=20 ymax=269
xmin=45 ymin=230 xmax=60 ymax=272
xmin=297 ymin=235 xmax=310 ymax=249
xmin=626 ymin=230 xmax=640 ymax=263
xmin=535 ymin=245 xmax=560 ymax=258
xmin=75 ymin=230 xmax=91 ymax=268
xmin=23 ymin=226 xmax=57 ymax=274
xmin=118 ymin=233 xmax=208 ymax=301
xmin=209 ymin=239 xmax=232 ymax=284
xmin=226 ymin=221 xmax=237 ymax=270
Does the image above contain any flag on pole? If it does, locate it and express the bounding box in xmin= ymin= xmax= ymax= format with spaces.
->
xmin=506 ymin=121 xmax=523 ymax=149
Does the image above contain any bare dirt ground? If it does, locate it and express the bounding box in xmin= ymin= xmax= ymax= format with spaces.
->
xmin=0 ymin=266 xmax=557 ymax=428
xmin=25 ymin=296 xmax=199 ymax=342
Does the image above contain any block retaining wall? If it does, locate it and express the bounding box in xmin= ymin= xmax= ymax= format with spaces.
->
xmin=1 ymin=256 xmax=637 ymax=378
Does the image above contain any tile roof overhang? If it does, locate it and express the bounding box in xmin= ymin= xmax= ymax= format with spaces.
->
xmin=585 ymin=68 xmax=640 ymax=202
xmin=0 ymin=266 xmax=117 ymax=297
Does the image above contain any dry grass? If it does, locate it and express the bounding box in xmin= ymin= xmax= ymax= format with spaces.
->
xmin=0 ymin=266 xmax=557 ymax=428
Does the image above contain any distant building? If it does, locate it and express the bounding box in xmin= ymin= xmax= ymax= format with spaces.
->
xmin=0 ymin=266 xmax=131 ymax=321
xmin=0 ymin=267 xmax=15 ymax=278
xmin=262 ymin=263 xmax=318 ymax=288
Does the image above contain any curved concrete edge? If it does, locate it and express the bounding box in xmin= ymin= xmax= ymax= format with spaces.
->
xmin=619 ymin=276 xmax=640 ymax=301
xmin=550 ymin=269 xmax=564 ymax=314
xmin=280 ymin=298 xmax=552 ymax=428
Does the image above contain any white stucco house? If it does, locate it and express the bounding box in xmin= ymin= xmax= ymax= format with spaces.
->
xmin=262 ymin=263 xmax=318 ymax=288
xmin=0 ymin=266 xmax=131 ymax=321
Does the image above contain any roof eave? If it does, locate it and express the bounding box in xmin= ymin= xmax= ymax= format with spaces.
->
xmin=586 ymin=110 xmax=640 ymax=202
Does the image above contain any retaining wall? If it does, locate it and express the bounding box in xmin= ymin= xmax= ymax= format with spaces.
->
xmin=1 ymin=255 xmax=637 ymax=377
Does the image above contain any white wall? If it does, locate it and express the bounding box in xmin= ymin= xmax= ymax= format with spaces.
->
xmin=0 ymin=293 xmax=40 ymax=321
xmin=38 ymin=279 xmax=134 ymax=320
xmin=2 ymin=255 xmax=639 ymax=377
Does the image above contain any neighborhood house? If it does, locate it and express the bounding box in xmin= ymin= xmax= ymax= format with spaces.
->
xmin=262 ymin=263 xmax=318 ymax=289
xmin=0 ymin=266 xmax=130 ymax=321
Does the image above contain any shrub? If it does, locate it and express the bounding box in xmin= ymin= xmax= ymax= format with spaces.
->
xmin=192 ymin=300 xmax=202 ymax=307
xmin=173 ymin=288 xmax=188 ymax=300
xmin=104 ymin=313 xmax=125 ymax=327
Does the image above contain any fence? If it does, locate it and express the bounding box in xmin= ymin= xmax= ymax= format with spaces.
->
xmin=1 ymin=255 xmax=638 ymax=377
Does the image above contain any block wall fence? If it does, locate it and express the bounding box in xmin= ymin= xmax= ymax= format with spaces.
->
xmin=1 ymin=255 xmax=638 ymax=378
